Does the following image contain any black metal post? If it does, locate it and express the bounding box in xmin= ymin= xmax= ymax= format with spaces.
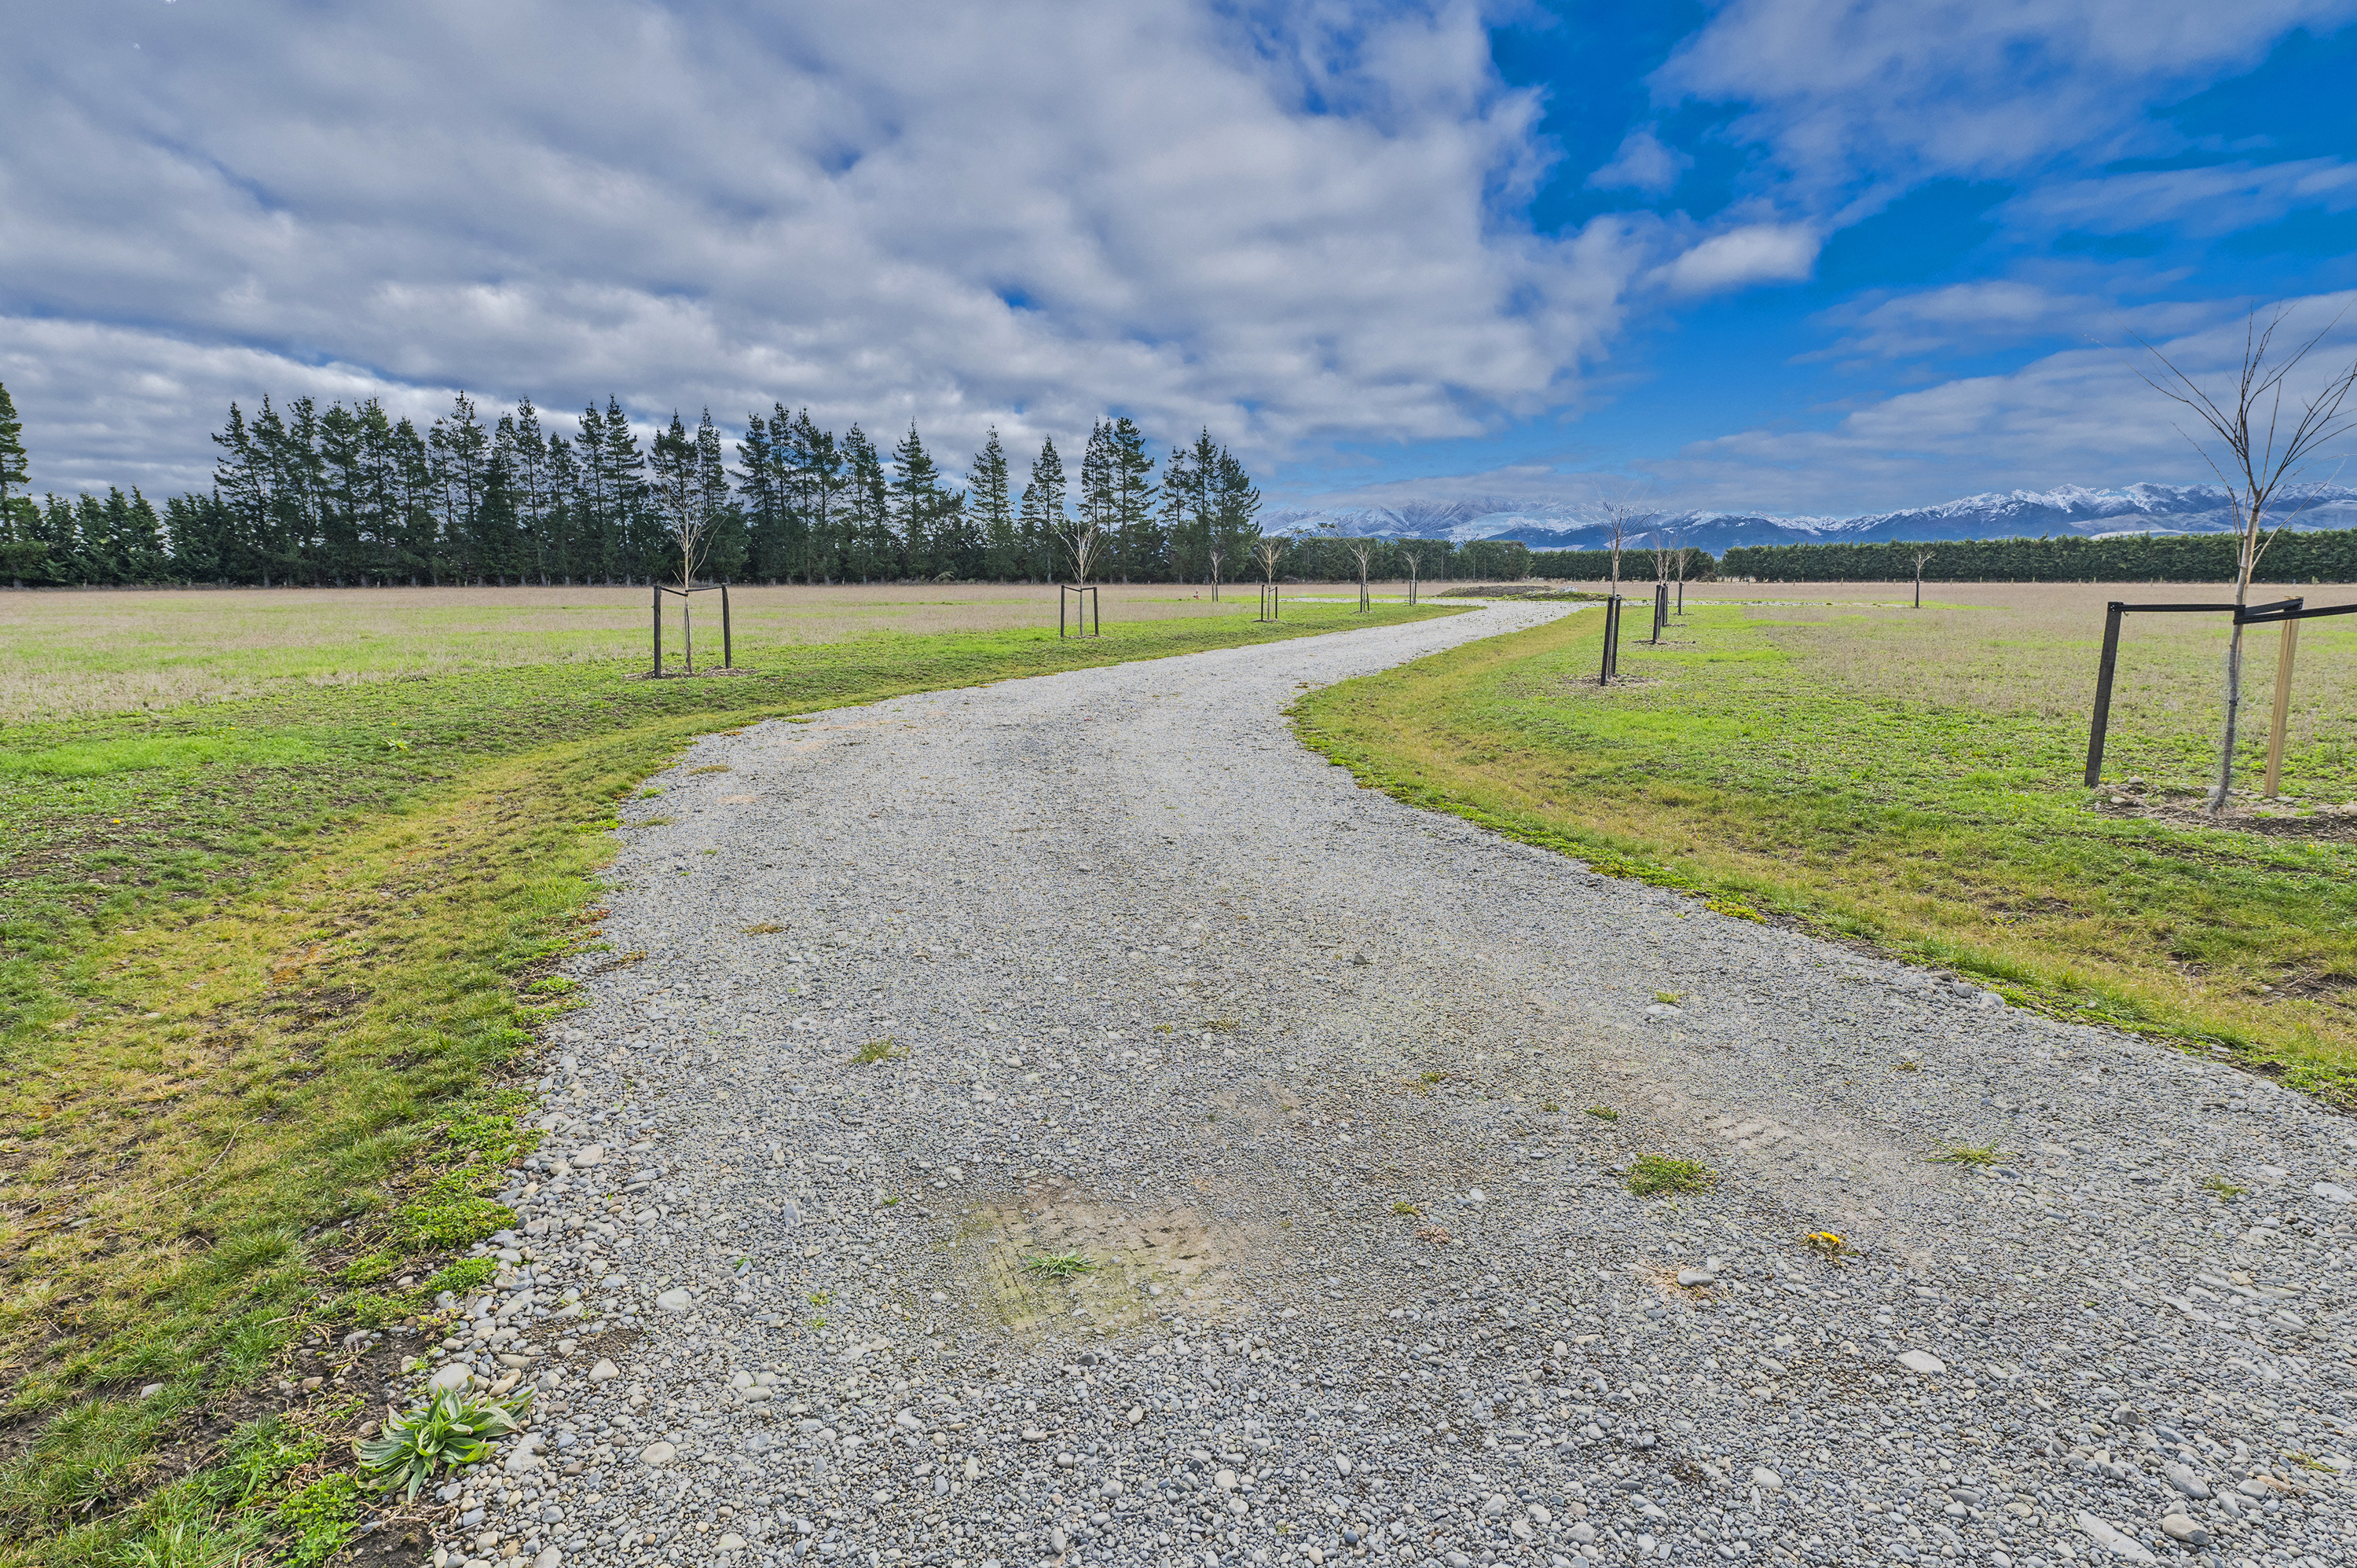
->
xmin=1676 ymin=578 xmax=1683 ymax=615
xmin=1654 ymin=583 xmax=1667 ymax=643
xmin=1091 ymin=585 xmax=1100 ymax=636
xmin=652 ymin=582 xmax=662 ymax=675
xmin=721 ymin=582 xmax=733 ymax=669
xmin=1600 ymin=595 xmax=1622 ymax=685
xmin=2084 ymin=601 xmax=2124 ymax=787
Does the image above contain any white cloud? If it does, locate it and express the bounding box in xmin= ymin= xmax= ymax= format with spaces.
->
xmin=1586 ymin=127 xmax=1692 ymax=195
xmin=1649 ymin=291 xmax=2357 ymax=511
xmin=1657 ymin=0 xmax=2357 ymax=207
xmin=1805 ymin=279 xmax=2223 ymax=361
xmin=0 ymin=0 xmax=1654 ymax=495
xmin=1655 ymin=224 xmax=1820 ymax=295
xmin=2007 ymin=157 xmax=2357 ymax=236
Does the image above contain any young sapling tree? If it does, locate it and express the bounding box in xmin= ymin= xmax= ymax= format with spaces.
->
xmin=650 ymin=414 xmax=714 ymax=672
xmin=2128 ymin=306 xmax=2357 ymax=811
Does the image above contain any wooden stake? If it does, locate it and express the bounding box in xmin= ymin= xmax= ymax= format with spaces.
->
xmin=2264 ymin=616 xmax=2300 ymax=798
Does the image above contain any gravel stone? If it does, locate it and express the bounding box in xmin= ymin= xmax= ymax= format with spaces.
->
xmin=377 ymin=604 xmax=2357 ymax=1568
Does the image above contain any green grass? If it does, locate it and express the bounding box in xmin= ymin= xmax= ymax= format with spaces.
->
xmin=1930 ymin=1141 xmax=2003 ymax=1169
xmin=1021 ymin=1252 xmax=1095 ymax=1280
xmin=1625 ymin=1155 xmax=1717 ymax=1196
xmin=1293 ymin=593 xmax=2357 ymax=1102
xmin=0 ymin=595 xmax=1451 ymax=1566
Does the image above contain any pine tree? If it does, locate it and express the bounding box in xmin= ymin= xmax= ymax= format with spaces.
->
xmin=891 ymin=423 xmax=940 ymax=578
xmin=1108 ymin=417 xmax=1157 ymax=581
xmin=504 ymin=397 xmax=554 ymax=584
xmin=389 ymin=414 xmax=438 ymax=584
xmin=1078 ymin=421 xmax=1114 ymax=577
xmin=1020 ymin=436 xmax=1068 ymax=583
xmin=842 ymin=424 xmax=890 ymax=581
xmin=430 ymin=393 xmax=493 ymax=583
xmin=0 ymin=380 xmax=47 ymax=585
xmin=736 ymin=409 xmax=786 ymax=581
xmin=601 ymin=399 xmax=651 ymax=582
xmin=213 ymin=399 xmax=279 ymax=585
xmin=786 ymin=409 xmax=844 ymax=583
xmin=544 ymin=431 xmax=581 ymax=583
xmin=1208 ymin=445 xmax=1263 ymax=581
xmin=697 ymin=410 xmax=745 ymax=581
xmin=970 ymin=428 xmax=1016 ymax=581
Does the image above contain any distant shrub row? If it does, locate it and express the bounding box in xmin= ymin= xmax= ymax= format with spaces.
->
xmin=1718 ymin=529 xmax=2357 ymax=584
xmin=1527 ymin=547 xmax=1719 ymax=581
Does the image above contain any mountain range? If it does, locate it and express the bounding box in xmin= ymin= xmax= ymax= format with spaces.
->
xmin=1261 ymin=483 xmax=2357 ymax=554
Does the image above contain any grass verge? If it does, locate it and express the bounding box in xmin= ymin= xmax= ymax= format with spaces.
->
xmin=1292 ymin=600 xmax=2357 ymax=1103
xmin=0 ymin=599 xmax=1450 ymax=1566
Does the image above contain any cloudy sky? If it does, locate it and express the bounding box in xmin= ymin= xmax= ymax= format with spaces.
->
xmin=4 ymin=0 xmax=2355 ymax=515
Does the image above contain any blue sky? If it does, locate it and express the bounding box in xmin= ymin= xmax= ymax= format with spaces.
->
xmin=4 ymin=0 xmax=2355 ymax=517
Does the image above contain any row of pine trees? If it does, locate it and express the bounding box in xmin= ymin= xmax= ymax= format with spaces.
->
xmin=0 ymin=386 xmax=1269 ymax=588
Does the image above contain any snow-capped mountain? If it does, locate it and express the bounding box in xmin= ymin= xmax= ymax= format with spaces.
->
xmin=1261 ymin=483 xmax=2357 ymax=553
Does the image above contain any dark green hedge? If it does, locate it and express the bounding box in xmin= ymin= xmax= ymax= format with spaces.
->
xmin=1528 ymin=547 xmax=1717 ymax=581
xmin=1720 ymin=529 xmax=2357 ymax=584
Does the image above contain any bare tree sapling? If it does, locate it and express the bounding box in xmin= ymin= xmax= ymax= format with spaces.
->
xmin=2128 ymin=307 xmax=2357 ymax=811
xmin=650 ymin=415 xmax=713 ymax=672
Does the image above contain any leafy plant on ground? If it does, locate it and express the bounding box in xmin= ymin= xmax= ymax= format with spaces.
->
xmin=1625 ymin=1155 xmax=1716 ymax=1196
xmin=852 ymin=1035 xmax=906 ymax=1064
xmin=221 ymin=1414 xmax=326 ymax=1504
xmin=1021 ymin=1253 xmax=1095 ymax=1280
xmin=1585 ymin=1105 xmax=1619 ymax=1121
xmin=355 ymin=1387 xmax=531 ymax=1501
xmin=1930 ymin=1141 xmax=2002 ymax=1169
xmin=277 ymin=1473 xmax=361 ymax=1566
xmin=2201 ymin=1174 xmax=2248 ymax=1200
xmin=423 ymin=1257 xmax=500 ymax=1296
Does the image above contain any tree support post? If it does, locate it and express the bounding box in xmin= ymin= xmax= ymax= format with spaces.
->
xmin=2264 ymin=609 xmax=2302 ymax=798
xmin=651 ymin=582 xmax=663 ymax=676
xmin=1059 ymin=584 xmax=1100 ymax=638
xmin=2083 ymin=601 xmax=2124 ymax=787
xmin=721 ymin=582 xmax=734 ymax=670
xmin=1599 ymin=595 xmax=1622 ymax=685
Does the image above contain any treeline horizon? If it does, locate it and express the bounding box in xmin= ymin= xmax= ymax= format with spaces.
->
xmin=1720 ymin=529 xmax=2357 ymax=584
xmin=0 ymin=383 xmax=1596 ymax=591
xmin=0 ymin=388 xmax=1286 ymax=588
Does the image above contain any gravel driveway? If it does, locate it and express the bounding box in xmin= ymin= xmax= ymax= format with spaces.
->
xmin=411 ymin=602 xmax=2355 ymax=1568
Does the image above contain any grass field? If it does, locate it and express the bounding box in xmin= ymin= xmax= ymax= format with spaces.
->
xmin=1296 ymin=580 xmax=2357 ymax=1102
xmin=0 ymin=582 xmax=1263 ymax=724
xmin=0 ymin=584 xmax=1450 ymax=1568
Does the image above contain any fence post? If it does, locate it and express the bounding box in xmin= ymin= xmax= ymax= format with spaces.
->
xmin=720 ymin=583 xmax=733 ymax=669
xmin=2083 ymin=601 xmax=2124 ymax=787
xmin=2264 ymin=603 xmax=2304 ymax=797
xmin=651 ymin=582 xmax=662 ymax=676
